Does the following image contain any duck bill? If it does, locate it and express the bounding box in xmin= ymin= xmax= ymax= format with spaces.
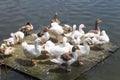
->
xmin=77 ymin=47 xmax=80 ymax=50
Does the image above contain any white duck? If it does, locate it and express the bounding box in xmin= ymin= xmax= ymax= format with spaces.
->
xmin=50 ymin=46 xmax=80 ymax=72
xmin=50 ymin=46 xmax=80 ymax=65
xmin=21 ymin=39 xmax=44 ymax=65
xmin=0 ymin=43 xmax=15 ymax=57
xmin=72 ymin=38 xmax=93 ymax=64
xmin=71 ymin=24 xmax=86 ymax=38
xmin=41 ymin=27 xmax=50 ymax=41
xmin=3 ymin=37 xmax=15 ymax=46
xmin=0 ymin=43 xmax=7 ymax=53
xmin=49 ymin=22 xmax=64 ymax=40
xmin=32 ymin=32 xmax=43 ymax=40
xmin=63 ymin=24 xmax=72 ymax=34
xmin=91 ymin=30 xmax=110 ymax=45
xmin=69 ymin=35 xmax=81 ymax=45
xmin=10 ymin=31 xmax=24 ymax=43
xmin=3 ymin=47 xmax=15 ymax=56
xmin=36 ymin=27 xmax=50 ymax=44
xmin=64 ymin=24 xmax=86 ymax=39
xmin=45 ymin=37 xmax=72 ymax=58
xmin=64 ymin=24 xmax=77 ymax=38
xmin=44 ymin=40 xmax=55 ymax=48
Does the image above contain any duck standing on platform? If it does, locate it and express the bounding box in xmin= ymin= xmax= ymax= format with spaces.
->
xmin=50 ymin=46 xmax=80 ymax=72
xmin=72 ymin=38 xmax=93 ymax=65
xmin=21 ymin=38 xmax=44 ymax=65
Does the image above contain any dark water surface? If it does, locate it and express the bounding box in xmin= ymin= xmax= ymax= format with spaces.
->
xmin=0 ymin=0 xmax=120 ymax=80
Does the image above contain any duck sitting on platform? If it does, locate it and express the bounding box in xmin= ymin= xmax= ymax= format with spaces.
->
xmin=21 ymin=39 xmax=44 ymax=65
xmin=63 ymin=24 xmax=72 ymax=34
xmin=0 ymin=43 xmax=15 ymax=58
xmin=10 ymin=31 xmax=24 ymax=44
xmin=71 ymin=24 xmax=86 ymax=38
xmin=0 ymin=43 xmax=7 ymax=53
xmin=44 ymin=37 xmax=72 ymax=58
xmin=64 ymin=24 xmax=77 ymax=38
xmin=19 ymin=22 xmax=33 ymax=36
xmin=91 ymin=30 xmax=110 ymax=49
xmin=49 ymin=22 xmax=64 ymax=41
xmin=84 ymin=19 xmax=102 ymax=38
xmin=49 ymin=13 xmax=64 ymax=41
xmin=69 ymin=35 xmax=81 ymax=45
xmin=3 ymin=37 xmax=15 ymax=46
xmin=64 ymin=24 xmax=86 ymax=39
xmin=36 ymin=27 xmax=50 ymax=44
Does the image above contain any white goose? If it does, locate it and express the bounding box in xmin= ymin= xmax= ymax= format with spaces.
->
xmin=21 ymin=39 xmax=44 ymax=65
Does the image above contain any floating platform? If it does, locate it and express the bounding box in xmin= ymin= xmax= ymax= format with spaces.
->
xmin=0 ymin=34 xmax=120 ymax=80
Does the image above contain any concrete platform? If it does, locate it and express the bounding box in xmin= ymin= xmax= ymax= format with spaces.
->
xmin=0 ymin=34 xmax=119 ymax=80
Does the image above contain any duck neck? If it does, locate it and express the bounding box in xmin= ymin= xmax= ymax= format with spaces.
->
xmin=95 ymin=22 xmax=99 ymax=30
xmin=34 ymin=42 xmax=39 ymax=49
xmin=79 ymin=27 xmax=84 ymax=34
xmin=83 ymin=41 xmax=90 ymax=50
xmin=72 ymin=26 xmax=76 ymax=33
xmin=44 ymin=32 xmax=49 ymax=38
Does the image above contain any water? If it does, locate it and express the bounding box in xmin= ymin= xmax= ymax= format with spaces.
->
xmin=0 ymin=0 xmax=120 ymax=80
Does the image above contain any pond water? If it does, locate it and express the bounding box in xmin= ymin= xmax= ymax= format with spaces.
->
xmin=0 ymin=0 xmax=120 ymax=80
